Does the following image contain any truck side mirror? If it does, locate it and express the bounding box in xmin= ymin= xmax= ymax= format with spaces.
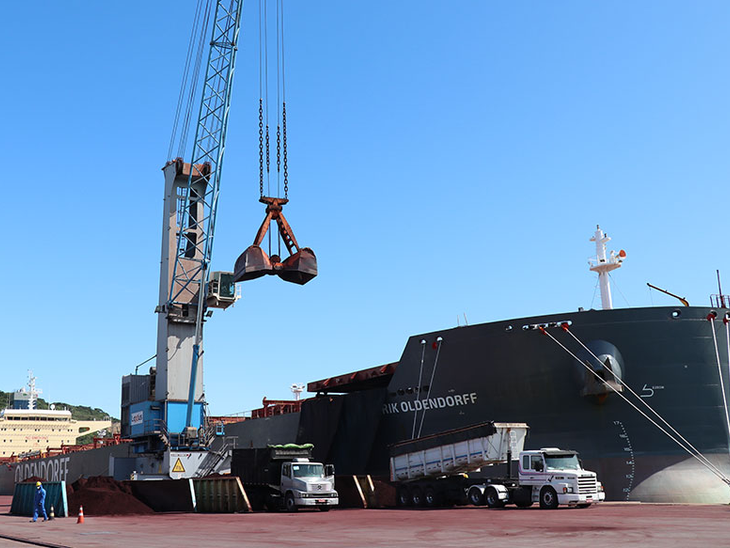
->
xmin=325 ymin=464 xmax=335 ymax=477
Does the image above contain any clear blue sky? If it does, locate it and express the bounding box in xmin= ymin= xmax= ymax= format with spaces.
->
xmin=2 ymin=1 xmax=729 ymax=416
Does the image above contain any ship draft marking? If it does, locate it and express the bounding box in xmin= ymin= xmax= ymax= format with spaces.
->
xmin=614 ymin=420 xmax=635 ymax=500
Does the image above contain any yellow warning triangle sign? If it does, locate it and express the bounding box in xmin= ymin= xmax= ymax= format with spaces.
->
xmin=172 ymin=458 xmax=186 ymax=473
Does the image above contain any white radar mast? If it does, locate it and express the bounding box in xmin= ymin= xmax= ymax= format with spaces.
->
xmin=26 ymin=370 xmax=42 ymax=410
xmin=589 ymin=226 xmax=626 ymax=310
xmin=290 ymin=384 xmax=305 ymax=401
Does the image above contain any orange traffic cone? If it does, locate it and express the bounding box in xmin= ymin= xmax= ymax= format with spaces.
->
xmin=77 ymin=506 xmax=84 ymax=524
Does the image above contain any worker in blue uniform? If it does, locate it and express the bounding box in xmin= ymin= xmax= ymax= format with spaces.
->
xmin=31 ymin=481 xmax=48 ymax=522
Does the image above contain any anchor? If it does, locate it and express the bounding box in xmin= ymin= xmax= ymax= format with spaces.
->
xmin=234 ymin=196 xmax=317 ymax=285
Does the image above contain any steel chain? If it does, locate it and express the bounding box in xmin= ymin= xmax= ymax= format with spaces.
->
xmin=265 ymin=125 xmax=270 ymax=177
xmin=258 ymin=99 xmax=264 ymax=197
xmin=276 ymin=125 xmax=281 ymax=179
xmin=282 ymin=102 xmax=288 ymax=198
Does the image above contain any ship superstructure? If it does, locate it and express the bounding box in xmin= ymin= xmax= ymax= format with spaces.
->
xmin=0 ymin=374 xmax=111 ymax=459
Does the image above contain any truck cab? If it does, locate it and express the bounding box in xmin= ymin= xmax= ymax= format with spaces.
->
xmin=280 ymin=458 xmax=338 ymax=512
xmin=518 ymin=448 xmax=605 ymax=508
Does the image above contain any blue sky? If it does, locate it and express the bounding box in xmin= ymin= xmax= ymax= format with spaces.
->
xmin=2 ymin=1 xmax=729 ymax=416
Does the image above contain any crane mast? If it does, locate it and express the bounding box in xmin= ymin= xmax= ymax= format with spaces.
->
xmin=162 ymin=0 xmax=243 ymax=441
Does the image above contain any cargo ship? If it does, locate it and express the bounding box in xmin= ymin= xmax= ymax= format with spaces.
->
xmin=0 ymin=374 xmax=112 ymax=460
xmin=226 ymin=227 xmax=730 ymax=503
xmin=3 ymin=228 xmax=730 ymax=503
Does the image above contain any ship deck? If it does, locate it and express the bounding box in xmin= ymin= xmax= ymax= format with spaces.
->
xmin=2 ymin=496 xmax=729 ymax=547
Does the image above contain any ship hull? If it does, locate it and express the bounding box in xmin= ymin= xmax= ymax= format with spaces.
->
xmin=3 ymin=306 xmax=730 ymax=503
xmin=374 ymin=306 xmax=730 ymax=502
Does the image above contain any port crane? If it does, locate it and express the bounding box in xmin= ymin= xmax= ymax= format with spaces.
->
xmin=121 ymin=0 xmax=243 ymax=475
xmin=120 ymin=0 xmax=316 ymax=479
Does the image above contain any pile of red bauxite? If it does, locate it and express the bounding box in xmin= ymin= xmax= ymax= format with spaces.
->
xmin=66 ymin=476 xmax=154 ymax=516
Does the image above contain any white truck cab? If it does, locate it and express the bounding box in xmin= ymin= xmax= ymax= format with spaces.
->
xmin=280 ymin=458 xmax=338 ymax=511
xmin=517 ymin=448 xmax=605 ymax=508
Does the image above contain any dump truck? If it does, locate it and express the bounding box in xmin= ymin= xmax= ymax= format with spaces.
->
xmin=231 ymin=444 xmax=338 ymax=512
xmin=390 ymin=422 xmax=605 ymax=509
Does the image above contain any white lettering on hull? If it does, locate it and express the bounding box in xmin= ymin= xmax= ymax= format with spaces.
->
xmin=14 ymin=456 xmax=70 ymax=484
xmin=382 ymin=392 xmax=478 ymax=415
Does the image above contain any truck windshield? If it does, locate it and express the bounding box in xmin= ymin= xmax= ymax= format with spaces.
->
xmin=291 ymin=464 xmax=324 ymax=478
xmin=544 ymin=455 xmax=581 ymax=470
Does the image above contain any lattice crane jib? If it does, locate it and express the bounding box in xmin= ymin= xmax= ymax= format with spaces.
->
xmin=169 ymin=1 xmax=243 ymax=321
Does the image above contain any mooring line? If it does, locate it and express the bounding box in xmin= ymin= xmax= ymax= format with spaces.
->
xmin=725 ymin=315 xmax=730 ymax=454
xmin=539 ymin=326 xmax=730 ymax=485
xmin=562 ymin=322 xmax=728 ymax=477
xmin=708 ymin=313 xmax=730 ymax=455
xmin=0 ymin=533 xmax=71 ymax=548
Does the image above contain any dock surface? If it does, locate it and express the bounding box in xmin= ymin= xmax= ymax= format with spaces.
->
xmin=2 ymin=496 xmax=730 ymax=547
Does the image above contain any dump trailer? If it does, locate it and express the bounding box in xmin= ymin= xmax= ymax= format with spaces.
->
xmin=390 ymin=422 xmax=529 ymax=507
xmin=391 ymin=422 xmax=605 ymax=509
xmin=231 ymin=444 xmax=338 ymax=512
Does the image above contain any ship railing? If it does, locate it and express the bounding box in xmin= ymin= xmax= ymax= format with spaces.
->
xmin=710 ymin=294 xmax=730 ymax=309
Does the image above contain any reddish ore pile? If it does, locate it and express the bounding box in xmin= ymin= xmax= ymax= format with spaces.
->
xmin=66 ymin=476 xmax=154 ymax=516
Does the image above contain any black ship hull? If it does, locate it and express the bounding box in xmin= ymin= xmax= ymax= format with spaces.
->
xmin=4 ymin=305 xmax=730 ymax=503
xmin=231 ymin=305 xmax=730 ymax=502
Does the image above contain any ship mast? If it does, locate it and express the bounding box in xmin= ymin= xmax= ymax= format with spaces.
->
xmin=26 ymin=371 xmax=41 ymax=410
xmin=589 ymin=226 xmax=626 ymax=310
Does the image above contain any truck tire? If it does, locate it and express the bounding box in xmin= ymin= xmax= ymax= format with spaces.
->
xmin=468 ymin=486 xmax=485 ymax=506
xmin=285 ymin=492 xmax=298 ymax=512
xmin=485 ymin=487 xmax=505 ymax=509
xmin=539 ymin=486 xmax=559 ymax=509
xmin=424 ymin=486 xmax=440 ymax=508
xmin=397 ymin=485 xmax=411 ymax=507
xmin=411 ymin=486 xmax=424 ymax=507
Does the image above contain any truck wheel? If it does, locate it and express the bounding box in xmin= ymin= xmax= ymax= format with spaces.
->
xmin=397 ymin=485 xmax=411 ymax=507
xmin=468 ymin=487 xmax=485 ymax=506
xmin=424 ymin=486 xmax=440 ymax=508
xmin=411 ymin=486 xmax=424 ymax=507
xmin=285 ymin=492 xmax=298 ymax=512
xmin=485 ymin=487 xmax=505 ymax=509
xmin=539 ymin=486 xmax=559 ymax=509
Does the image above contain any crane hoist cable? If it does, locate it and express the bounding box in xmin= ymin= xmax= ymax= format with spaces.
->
xmin=167 ymin=0 xmax=212 ymax=161
xmin=234 ymin=0 xmax=316 ymax=286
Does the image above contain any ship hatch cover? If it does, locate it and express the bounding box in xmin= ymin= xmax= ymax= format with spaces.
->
xmin=309 ymin=363 xmax=398 ymax=394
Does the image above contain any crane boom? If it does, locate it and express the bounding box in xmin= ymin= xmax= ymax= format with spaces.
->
xmin=167 ymin=0 xmax=243 ymax=435
xmin=122 ymin=0 xmax=244 ymax=456
xmin=169 ymin=1 xmax=243 ymax=314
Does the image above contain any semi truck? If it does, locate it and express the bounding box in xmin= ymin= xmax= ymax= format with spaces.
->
xmin=390 ymin=422 xmax=605 ymax=509
xmin=231 ymin=444 xmax=338 ymax=512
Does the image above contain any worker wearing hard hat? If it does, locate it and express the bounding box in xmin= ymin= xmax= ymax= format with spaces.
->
xmin=31 ymin=481 xmax=48 ymax=522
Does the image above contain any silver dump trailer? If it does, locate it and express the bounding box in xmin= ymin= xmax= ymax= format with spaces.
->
xmin=390 ymin=422 xmax=529 ymax=507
